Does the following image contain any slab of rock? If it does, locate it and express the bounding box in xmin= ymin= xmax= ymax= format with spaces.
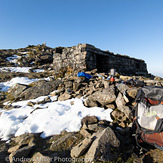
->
xmin=116 ymin=83 xmax=129 ymax=94
xmin=127 ymin=87 xmax=138 ymax=99
xmin=118 ymin=106 xmax=131 ymax=119
xmin=58 ymin=93 xmax=72 ymax=101
xmin=85 ymin=86 xmax=116 ymax=107
xmin=84 ymin=98 xmax=98 ymax=107
xmin=9 ymin=146 xmax=34 ymax=163
xmin=116 ymin=92 xmax=126 ymax=108
xmin=18 ymin=80 xmax=61 ymax=100
xmin=111 ymin=110 xmax=127 ymax=122
xmin=85 ymin=127 xmax=120 ymax=162
xmin=50 ymin=132 xmax=75 ymax=151
xmin=81 ymin=116 xmax=99 ymax=126
xmin=71 ymin=137 xmax=94 ymax=158
xmin=32 ymin=152 xmax=51 ymax=163
xmin=7 ymin=83 xmax=28 ymax=100
xmin=8 ymin=145 xmax=21 ymax=154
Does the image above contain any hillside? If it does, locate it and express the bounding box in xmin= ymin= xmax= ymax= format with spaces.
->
xmin=0 ymin=44 xmax=163 ymax=162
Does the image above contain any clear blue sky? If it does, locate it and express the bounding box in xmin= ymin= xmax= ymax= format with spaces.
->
xmin=0 ymin=0 xmax=163 ymax=77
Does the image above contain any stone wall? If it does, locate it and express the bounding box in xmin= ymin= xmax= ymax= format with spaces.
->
xmin=53 ymin=44 xmax=148 ymax=75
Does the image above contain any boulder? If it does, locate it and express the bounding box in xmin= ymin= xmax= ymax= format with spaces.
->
xmin=127 ymin=87 xmax=139 ymax=99
xmin=50 ymin=132 xmax=76 ymax=151
xmin=81 ymin=116 xmax=99 ymax=126
xmin=116 ymin=83 xmax=129 ymax=94
xmin=111 ymin=110 xmax=127 ymax=122
xmin=9 ymin=146 xmax=34 ymax=163
xmin=116 ymin=92 xmax=126 ymax=108
xmin=80 ymin=128 xmax=92 ymax=138
xmin=134 ymin=149 xmax=163 ymax=163
xmin=64 ymin=81 xmax=73 ymax=89
xmin=105 ymin=104 xmax=116 ymax=109
xmin=73 ymin=82 xmax=81 ymax=91
xmin=102 ymin=80 xmax=110 ymax=89
xmin=18 ymin=80 xmax=61 ymax=100
xmin=85 ymin=127 xmax=120 ymax=162
xmin=8 ymin=145 xmax=21 ymax=154
xmin=0 ymin=141 xmax=9 ymax=163
xmin=10 ymin=133 xmax=39 ymax=147
xmin=71 ymin=137 xmax=94 ymax=158
xmin=58 ymin=93 xmax=72 ymax=101
xmin=117 ymin=105 xmax=131 ymax=119
xmin=84 ymin=98 xmax=98 ymax=107
xmin=85 ymin=86 xmax=116 ymax=107
xmin=32 ymin=152 xmax=51 ymax=163
xmin=7 ymin=83 xmax=29 ymax=100
xmin=116 ymin=92 xmax=132 ymax=119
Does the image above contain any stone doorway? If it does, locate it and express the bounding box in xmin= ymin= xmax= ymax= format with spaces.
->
xmin=96 ymin=54 xmax=109 ymax=73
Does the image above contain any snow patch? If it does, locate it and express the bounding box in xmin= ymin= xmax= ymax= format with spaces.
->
xmin=0 ymin=97 xmax=112 ymax=140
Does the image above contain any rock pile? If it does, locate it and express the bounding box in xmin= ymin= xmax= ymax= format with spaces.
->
xmin=0 ymin=44 xmax=163 ymax=162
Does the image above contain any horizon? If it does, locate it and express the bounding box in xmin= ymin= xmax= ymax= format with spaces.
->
xmin=0 ymin=0 xmax=163 ymax=77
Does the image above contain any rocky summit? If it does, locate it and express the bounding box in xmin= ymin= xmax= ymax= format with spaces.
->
xmin=0 ymin=43 xmax=163 ymax=162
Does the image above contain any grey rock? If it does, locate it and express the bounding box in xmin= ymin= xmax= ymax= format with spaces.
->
xmin=116 ymin=92 xmax=126 ymax=108
xmin=9 ymin=146 xmax=34 ymax=163
xmin=127 ymin=87 xmax=138 ymax=99
xmin=50 ymin=132 xmax=75 ymax=151
xmin=111 ymin=110 xmax=127 ymax=122
xmin=32 ymin=152 xmax=51 ymax=163
xmin=85 ymin=86 xmax=116 ymax=107
xmin=18 ymin=80 xmax=61 ymax=100
xmin=116 ymin=83 xmax=129 ymax=94
xmin=80 ymin=128 xmax=92 ymax=138
xmin=73 ymin=82 xmax=81 ymax=91
xmin=119 ymin=105 xmax=131 ymax=119
xmin=58 ymin=93 xmax=72 ymax=101
xmin=84 ymin=98 xmax=98 ymax=107
xmin=7 ymin=83 xmax=28 ymax=100
xmin=81 ymin=116 xmax=99 ymax=126
xmin=85 ymin=127 xmax=120 ymax=162
xmin=71 ymin=137 xmax=94 ymax=158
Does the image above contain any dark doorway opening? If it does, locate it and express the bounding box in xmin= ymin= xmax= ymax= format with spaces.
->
xmin=96 ymin=54 xmax=109 ymax=73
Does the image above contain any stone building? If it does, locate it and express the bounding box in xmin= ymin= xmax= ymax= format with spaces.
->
xmin=53 ymin=44 xmax=148 ymax=75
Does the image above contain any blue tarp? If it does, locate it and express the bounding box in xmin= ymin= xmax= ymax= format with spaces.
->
xmin=77 ymin=72 xmax=92 ymax=79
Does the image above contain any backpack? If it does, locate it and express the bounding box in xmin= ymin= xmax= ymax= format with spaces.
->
xmin=132 ymin=86 xmax=163 ymax=151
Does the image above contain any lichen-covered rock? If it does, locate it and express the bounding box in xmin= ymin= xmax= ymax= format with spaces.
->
xmin=32 ymin=152 xmax=51 ymax=163
xmin=58 ymin=93 xmax=72 ymax=101
xmin=85 ymin=127 xmax=120 ymax=162
xmin=127 ymin=87 xmax=139 ymax=99
xmin=9 ymin=146 xmax=34 ymax=163
xmin=81 ymin=116 xmax=99 ymax=126
xmin=7 ymin=83 xmax=29 ymax=101
xmin=71 ymin=137 xmax=94 ymax=158
xmin=85 ymin=86 xmax=116 ymax=107
xmin=18 ymin=80 xmax=62 ymax=100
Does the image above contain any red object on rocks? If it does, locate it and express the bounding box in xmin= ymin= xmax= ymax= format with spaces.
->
xmin=110 ymin=77 xmax=115 ymax=82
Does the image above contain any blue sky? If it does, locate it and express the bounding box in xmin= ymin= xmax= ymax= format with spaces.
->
xmin=0 ymin=0 xmax=163 ymax=77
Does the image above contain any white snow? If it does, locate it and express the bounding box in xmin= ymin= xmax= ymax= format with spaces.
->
xmin=0 ymin=67 xmax=44 ymax=73
xmin=0 ymin=77 xmax=39 ymax=92
xmin=0 ymin=96 xmax=112 ymax=140
xmin=6 ymin=55 xmax=20 ymax=64
xmin=32 ymin=69 xmax=44 ymax=73
xmin=0 ymin=69 xmax=113 ymax=141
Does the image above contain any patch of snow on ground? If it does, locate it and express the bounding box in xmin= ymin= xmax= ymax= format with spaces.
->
xmin=0 ymin=97 xmax=112 ymax=140
xmin=0 ymin=77 xmax=38 ymax=92
xmin=32 ymin=69 xmax=44 ymax=73
xmin=0 ymin=67 xmax=44 ymax=73
xmin=6 ymin=55 xmax=21 ymax=64
xmin=0 ymin=67 xmax=31 ymax=73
